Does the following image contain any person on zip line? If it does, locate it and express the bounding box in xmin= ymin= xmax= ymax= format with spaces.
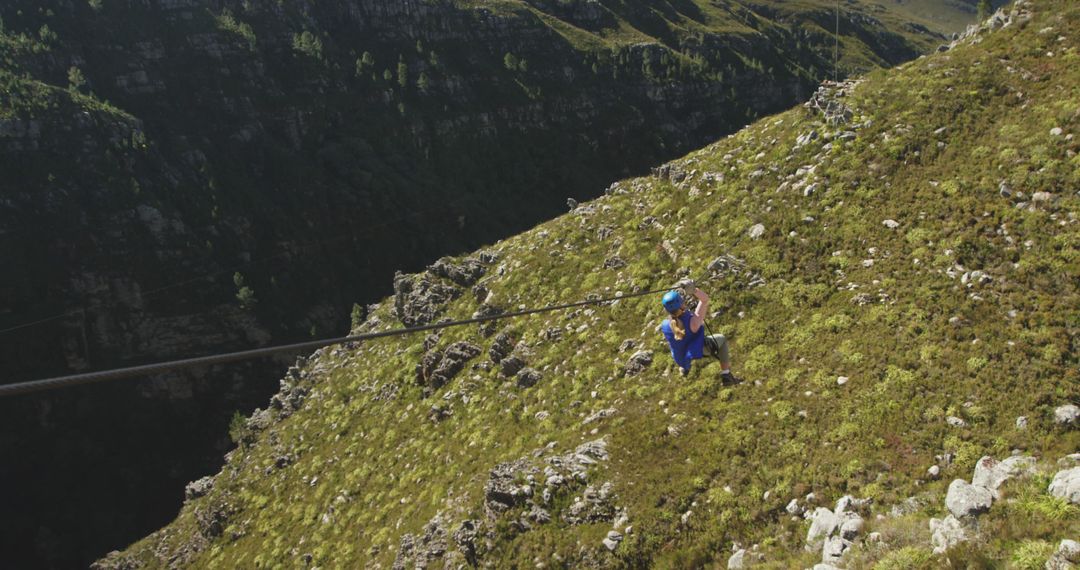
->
xmin=659 ymin=279 xmax=738 ymax=384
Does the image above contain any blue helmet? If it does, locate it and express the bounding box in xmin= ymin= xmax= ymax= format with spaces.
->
xmin=662 ymin=290 xmax=683 ymax=313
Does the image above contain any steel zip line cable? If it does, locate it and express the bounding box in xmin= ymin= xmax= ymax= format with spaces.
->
xmin=0 ymin=282 xmax=708 ymax=398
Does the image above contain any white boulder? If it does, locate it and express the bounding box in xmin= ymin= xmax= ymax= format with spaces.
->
xmin=929 ymin=515 xmax=967 ymax=554
xmin=1049 ymin=467 xmax=1080 ymax=505
xmin=1055 ymin=404 xmax=1079 ymax=426
xmin=945 ymin=479 xmax=993 ymax=518
xmin=971 ymin=455 xmax=1036 ymax=498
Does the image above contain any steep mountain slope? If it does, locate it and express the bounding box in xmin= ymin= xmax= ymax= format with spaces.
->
xmin=100 ymin=0 xmax=1078 ymax=567
xmin=0 ymin=1 xmax=987 ymax=567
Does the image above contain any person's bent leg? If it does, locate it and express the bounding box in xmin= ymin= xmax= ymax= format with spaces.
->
xmin=707 ymin=334 xmax=731 ymax=371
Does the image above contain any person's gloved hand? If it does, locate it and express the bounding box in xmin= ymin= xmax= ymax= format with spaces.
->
xmin=677 ymin=278 xmax=696 ymax=297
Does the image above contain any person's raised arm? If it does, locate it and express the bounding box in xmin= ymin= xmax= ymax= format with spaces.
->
xmin=690 ymin=288 xmax=709 ymax=331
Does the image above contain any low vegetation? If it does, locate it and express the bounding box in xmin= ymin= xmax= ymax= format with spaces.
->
xmin=102 ymin=1 xmax=1080 ymax=568
xmin=106 ymin=0 xmax=1079 ymax=567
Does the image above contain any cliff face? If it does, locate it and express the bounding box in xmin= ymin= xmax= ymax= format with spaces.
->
xmin=0 ymin=0 xmax=979 ymax=567
xmin=98 ymin=1 xmax=1079 ymax=567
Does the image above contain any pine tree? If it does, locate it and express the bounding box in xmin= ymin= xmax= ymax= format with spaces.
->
xmin=233 ymin=272 xmax=257 ymax=309
xmin=503 ymin=52 xmax=519 ymax=71
xmin=67 ymin=66 xmax=86 ymax=91
xmin=356 ymin=51 xmax=375 ymax=76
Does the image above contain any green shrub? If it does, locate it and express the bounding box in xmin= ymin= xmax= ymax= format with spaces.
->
xmin=873 ymin=546 xmax=934 ymax=570
xmin=1011 ymin=540 xmax=1056 ymax=570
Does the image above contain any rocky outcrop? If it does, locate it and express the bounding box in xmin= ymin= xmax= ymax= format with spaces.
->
xmin=428 ymin=256 xmax=488 ymax=287
xmin=394 ymin=272 xmax=462 ymax=327
xmin=392 ymin=515 xmax=449 ymax=570
xmin=804 ymin=496 xmax=869 ymax=565
xmin=804 ymin=80 xmax=862 ymax=126
xmin=183 ymin=476 xmax=215 ymax=502
xmin=931 ymin=454 xmax=1038 ymax=553
xmin=416 ymin=341 xmax=482 ymax=391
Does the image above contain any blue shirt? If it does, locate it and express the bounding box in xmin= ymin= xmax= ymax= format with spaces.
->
xmin=661 ymin=311 xmax=705 ymax=372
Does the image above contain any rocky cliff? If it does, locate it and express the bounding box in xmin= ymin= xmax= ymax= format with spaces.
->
xmin=96 ymin=0 xmax=1076 ymax=567
xmin=0 ymin=0 xmax=984 ymax=567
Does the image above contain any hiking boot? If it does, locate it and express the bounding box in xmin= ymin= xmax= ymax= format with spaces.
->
xmin=720 ymin=371 xmax=740 ymax=386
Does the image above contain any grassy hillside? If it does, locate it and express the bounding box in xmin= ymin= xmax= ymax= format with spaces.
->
xmin=0 ymin=1 xmax=990 ymax=567
xmin=101 ymin=0 xmax=1080 ymax=568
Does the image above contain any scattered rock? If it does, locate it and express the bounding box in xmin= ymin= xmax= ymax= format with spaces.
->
xmin=836 ymin=376 xmax=849 ymax=386
xmin=795 ymin=130 xmax=819 ymax=148
xmin=516 ymin=367 xmax=543 ymax=389
xmin=489 ymin=331 xmax=514 ymax=364
xmin=1016 ymin=416 xmax=1029 ymax=429
xmin=1055 ymin=404 xmax=1079 ymax=426
xmin=1049 ymin=467 xmax=1080 ymax=505
xmin=748 ymin=223 xmax=766 ymax=240
xmin=500 ymin=355 xmax=526 ymax=377
xmin=1046 ymin=539 xmax=1080 ymax=570
xmin=603 ymin=255 xmax=627 ymax=269
xmin=882 ymin=219 xmax=900 ymax=229
xmin=929 ymin=515 xmax=968 ymax=554
xmin=1032 ymin=191 xmax=1055 ymax=204
xmin=804 ymin=80 xmax=859 ymax=125
xmin=945 ymin=479 xmax=993 ymax=518
xmin=728 ymin=549 xmax=748 ymax=569
xmin=946 ymin=416 xmax=968 ymax=428
xmin=602 ymin=529 xmax=623 ymax=551
xmin=927 ymin=465 xmax=941 ymax=480
xmin=582 ymin=408 xmax=617 ymax=425
xmin=564 ymin=482 xmax=617 ymax=525
xmin=624 ymin=350 xmax=653 ymax=376
xmin=417 ymin=342 xmax=482 ymax=391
